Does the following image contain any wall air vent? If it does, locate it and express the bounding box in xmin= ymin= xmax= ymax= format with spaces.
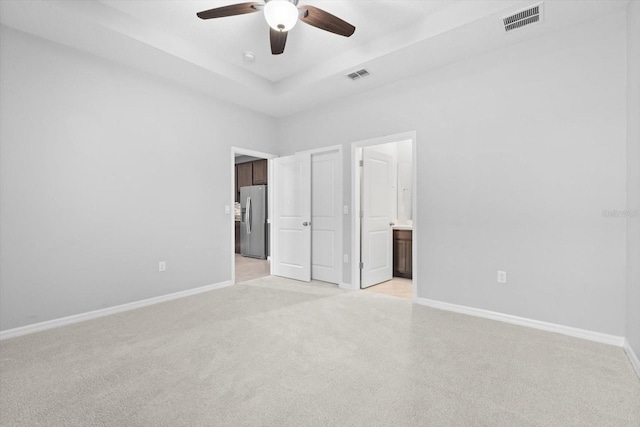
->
xmin=502 ymin=3 xmax=543 ymax=33
xmin=346 ymin=69 xmax=370 ymax=81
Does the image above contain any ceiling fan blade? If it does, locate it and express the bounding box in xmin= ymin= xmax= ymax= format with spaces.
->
xmin=270 ymin=28 xmax=288 ymax=55
xmin=196 ymin=2 xmax=262 ymax=20
xmin=299 ymin=5 xmax=355 ymax=37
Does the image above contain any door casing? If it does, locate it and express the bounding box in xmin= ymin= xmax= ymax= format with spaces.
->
xmin=350 ymin=132 xmax=418 ymax=300
xmin=230 ymin=147 xmax=277 ymax=285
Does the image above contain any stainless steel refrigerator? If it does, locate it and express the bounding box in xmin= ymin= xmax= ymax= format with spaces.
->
xmin=240 ymin=185 xmax=267 ymax=259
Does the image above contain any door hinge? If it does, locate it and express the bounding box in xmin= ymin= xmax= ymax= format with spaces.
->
xmin=359 ymin=262 xmax=364 ymax=269
xmin=359 ymin=160 xmax=363 ymax=167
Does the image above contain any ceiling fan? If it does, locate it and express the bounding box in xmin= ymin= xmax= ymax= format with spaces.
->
xmin=196 ymin=0 xmax=356 ymax=55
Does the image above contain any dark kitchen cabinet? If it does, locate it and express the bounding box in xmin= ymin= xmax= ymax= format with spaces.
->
xmin=235 ymin=221 xmax=241 ymax=254
xmin=252 ymin=159 xmax=267 ymax=185
xmin=393 ymin=230 xmax=412 ymax=279
xmin=235 ymin=159 xmax=268 ymax=202
xmin=237 ymin=162 xmax=253 ymax=189
xmin=236 ymin=162 xmax=253 ymax=202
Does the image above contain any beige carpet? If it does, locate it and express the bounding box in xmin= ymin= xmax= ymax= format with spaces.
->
xmin=1 ymin=276 xmax=639 ymax=426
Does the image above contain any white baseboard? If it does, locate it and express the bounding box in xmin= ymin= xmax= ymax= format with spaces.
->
xmin=624 ymin=339 xmax=640 ymax=379
xmin=339 ymin=282 xmax=358 ymax=291
xmin=0 ymin=281 xmax=233 ymax=340
xmin=416 ymin=298 xmax=625 ymax=347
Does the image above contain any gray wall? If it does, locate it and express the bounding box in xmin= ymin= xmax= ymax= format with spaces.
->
xmin=0 ymin=27 xmax=277 ymax=330
xmin=626 ymin=1 xmax=640 ymax=359
xmin=1 ymin=8 xmax=636 ymax=343
xmin=278 ymin=12 xmax=628 ymax=336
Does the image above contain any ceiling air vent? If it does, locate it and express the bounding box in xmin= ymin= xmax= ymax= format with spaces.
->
xmin=502 ymin=3 xmax=543 ymax=33
xmin=346 ymin=69 xmax=370 ymax=81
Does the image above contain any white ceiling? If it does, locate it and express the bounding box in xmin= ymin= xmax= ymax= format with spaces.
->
xmin=102 ymin=0 xmax=456 ymax=82
xmin=0 ymin=0 xmax=630 ymax=117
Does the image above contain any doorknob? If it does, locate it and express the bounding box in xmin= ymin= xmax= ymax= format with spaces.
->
xmin=303 ymin=222 xmax=310 ymax=226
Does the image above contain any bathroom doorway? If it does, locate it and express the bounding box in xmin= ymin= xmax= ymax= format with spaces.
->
xmin=351 ymin=132 xmax=417 ymax=300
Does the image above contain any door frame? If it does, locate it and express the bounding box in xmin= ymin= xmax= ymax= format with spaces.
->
xmin=230 ymin=147 xmax=277 ymax=285
xmin=350 ymin=131 xmax=418 ymax=301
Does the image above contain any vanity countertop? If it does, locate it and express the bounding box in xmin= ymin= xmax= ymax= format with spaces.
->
xmin=392 ymin=225 xmax=412 ymax=231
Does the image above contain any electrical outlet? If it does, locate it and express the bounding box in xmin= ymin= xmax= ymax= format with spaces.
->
xmin=224 ymin=205 xmax=231 ymax=214
xmin=343 ymin=254 xmax=349 ymax=263
xmin=497 ymin=270 xmax=507 ymax=283
xmin=159 ymin=261 xmax=166 ymax=272
xmin=343 ymin=205 xmax=349 ymax=215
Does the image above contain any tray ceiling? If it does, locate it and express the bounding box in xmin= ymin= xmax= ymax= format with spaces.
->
xmin=0 ymin=0 xmax=629 ymax=117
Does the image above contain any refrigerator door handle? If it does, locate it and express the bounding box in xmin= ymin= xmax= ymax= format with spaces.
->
xmin=246 ymin=197 xmax=252 ymax=234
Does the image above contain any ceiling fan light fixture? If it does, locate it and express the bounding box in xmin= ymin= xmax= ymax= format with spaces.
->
xmin=264 ymin=0 xmax=298 ymax=32
xmin=196 ymin=0 xmax=355 ymax=55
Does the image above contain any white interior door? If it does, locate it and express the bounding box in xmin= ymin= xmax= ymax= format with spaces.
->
xmin=311 ymin=150 xmax=341 ymax=284
xmin=272 ymin=153 xmax=311 ymax=282
xmin=361 ymin=148 xmax=393 ymax=288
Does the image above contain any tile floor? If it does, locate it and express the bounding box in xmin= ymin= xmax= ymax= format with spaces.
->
xmin=235 ymin=253 xmax=270 ymax=283
xmin=364 ymin=277 xmax=413 ymax=299
xmin=235 ymin=251 xmax=412 ymax=300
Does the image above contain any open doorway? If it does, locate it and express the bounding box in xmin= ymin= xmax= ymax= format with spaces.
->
xmin=351 ymin=132 xmax=417 ymax=300
xmin=230 ymin=147 xmax=276 ymax=284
